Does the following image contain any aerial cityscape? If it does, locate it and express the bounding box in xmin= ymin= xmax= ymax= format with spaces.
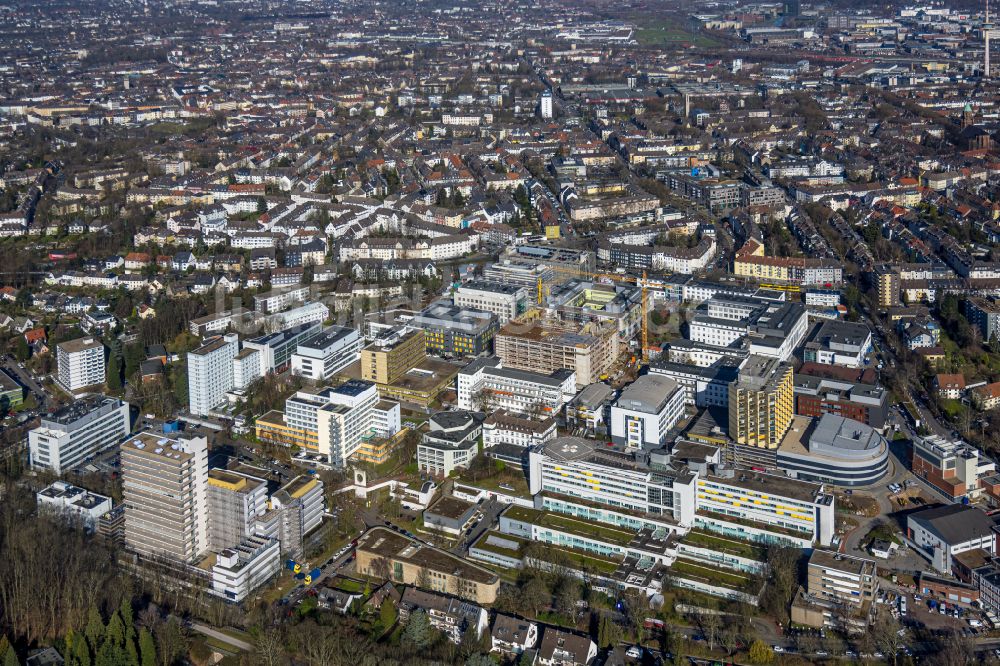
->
xmin=2 ymin=0 xmax=1000 ymax=664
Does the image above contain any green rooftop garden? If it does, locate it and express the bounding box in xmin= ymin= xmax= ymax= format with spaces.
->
xmin=680 ymin=528 xmax=768 ymax=561
xmin=671 ymin=558 xmax=758 ymax=592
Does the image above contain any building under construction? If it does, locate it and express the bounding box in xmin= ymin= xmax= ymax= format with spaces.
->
xmin=494 ymin=309 xmax=620 ymax=388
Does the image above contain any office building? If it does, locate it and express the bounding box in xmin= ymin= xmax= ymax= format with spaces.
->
xmin=290 ymin=326 xmax=362 ymax=381
xmin=907 ymin=504 xmax=997 ymax=573
xmin=206 ymin=469 xmax=268 ymax=553
xmin=243 ymin=322 xmax=324 ymax=373
xmin=36 ymin=480 xmax=113 ymax=530
xmin=57 ymin=337 xmax=105 ymax=392
xmin=187 ymin=334 xmax=239 ymax=417
xmin=210 ymin=535 xmax=281 ymax=603
xmin=29 ymin=397 xmax=130 ymax=474
xmin=256 ymin=379 xmax=397 ymax=466
xmin=409 ymin=302 xmax=497 ymax=358
xmin=610 ymin=375 xmax=687 ymax=449
xmin=417 ymin=411 xmax=484 ymax=477
xmin=911 ymin=435 xmax=995 ymax=500
xmin=121 ymin=432 xmax=209 ymax=562
xmin=803 ymin=320 xmax=872 ymax=368
xmin=495 ymin=315 xmax=618 ymax=388
xmin=361 ymin=329 xmax=427 ymax=384
xmin=695 ymin=469 xmax=835 ymax=547
xmin=457 ymin=356 xmax=576 ymax=416
xmin=356 ymin=526 xmax=500 ymax=604
xmin=453 ymin=281 xmax=528 ymax=324
xmin=791 ymin=550 xmax=878 ymax=633
xmin=265 ymin=301 xmax=328 ymax=330
xmin=565 ymin=382 xmax=615 ymax=432
xmin=528 ymin=437 xmax=699 ymax=530
xmin=777 ymin=414 xmax=889 ymax=487
xmin=728 ymin=355 xmax=794 ymax=449
xmin=502 ymin=243 xmax=596 ymax=277
xmin=793 ymin=375 xmax=887 ymax=429
xmin=483 ymin=259 xmax=554 ymax=292
xmin=482 ymin=410 xmax=557 ymax=451
xmin=649 ymin=357 xmax=742 ymax=408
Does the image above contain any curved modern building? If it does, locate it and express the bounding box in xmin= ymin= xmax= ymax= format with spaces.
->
xmin=777 ymin=413 xmax=888 ymax=487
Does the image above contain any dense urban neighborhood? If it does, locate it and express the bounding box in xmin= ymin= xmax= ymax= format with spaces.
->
xmin=4 ymin=0 xmax=1000 ymax=665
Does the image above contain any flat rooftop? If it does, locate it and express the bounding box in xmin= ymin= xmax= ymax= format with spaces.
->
xmin=809 ymin=549 xmax=876 ymax=576
xmin=705 ymin=468 xmax=827 ymax=504
xmin=356 ymin=526 xmax=498 ymax=585
xmin=58 ymin=337 xmax=102 ymax=353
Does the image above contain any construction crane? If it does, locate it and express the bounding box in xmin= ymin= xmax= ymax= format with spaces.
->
xmin=535 ymin=266 xmax=654 ymax=361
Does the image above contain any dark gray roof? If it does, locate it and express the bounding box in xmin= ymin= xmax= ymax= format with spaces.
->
xmin=909 ymin=504 xmax=995 ymax=545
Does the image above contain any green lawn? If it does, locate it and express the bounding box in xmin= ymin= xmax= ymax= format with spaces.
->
xmin=632 ymin=18 xmax=721 ymax=48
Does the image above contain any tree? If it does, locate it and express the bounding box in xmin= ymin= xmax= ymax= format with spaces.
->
xmin=720 ymin=623 xmax=740 ymax=657
xmin=138 ymin=628 xmax=156 ymax=666
xmin=251 ymin=628 xmax=285 ymax=666
xmin=85 ymin=607 xmax=106 ymax=654
xmin=106 ymin=352 xmax=122 ymax=391
xmin=554 ymin=578 xmax=580 ymax=618
xmin=699 ymin=611 xmax=722 ymax=652
xmin=464 ymin=655 xmax=494 ymax=666
xmin=621 ymin=589 xmax=648 ymax=639
xmin=70 ymin=634 xmax=92 ymax=666
xmin=402 ymin=609 xmax=433 ymax=649
xmin=105 ymin=612 xmax=126 ymax=649
xmin=13 ymin=336 xmax=29 ymax=362
xmin=521 ymin=576 xmax=550 ymax=615
xmin=748 ymin=639 xmax=774 ymax=665
xmin=597 ymin=615 xmax=623 ymax=649
xmin=872 ymin=611 xmax=903 ymax=664
xmin=0 ymin=637 xmax=17 ymax=666
xmin=95 ymin=641 xmax=126 ymax=666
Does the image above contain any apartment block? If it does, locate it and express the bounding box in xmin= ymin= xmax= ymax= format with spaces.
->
xmin=254 ymin=285 xmax=309 ymax=314
xmin=966 ymin=297 xmax=1000 ymax=344
xmin=29 ymin=396 xmax=130 ymax=474
xmin=57 ymin=337 xmax=105 ymax=392
xmin=187 ymin=334 xmax=239 ymax=417
xmin=121 ymin=433 xmax=209 ymax=562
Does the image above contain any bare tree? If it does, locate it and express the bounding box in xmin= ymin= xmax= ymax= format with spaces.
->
xmin=699 ymin=611 xmax=722 ymax=652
